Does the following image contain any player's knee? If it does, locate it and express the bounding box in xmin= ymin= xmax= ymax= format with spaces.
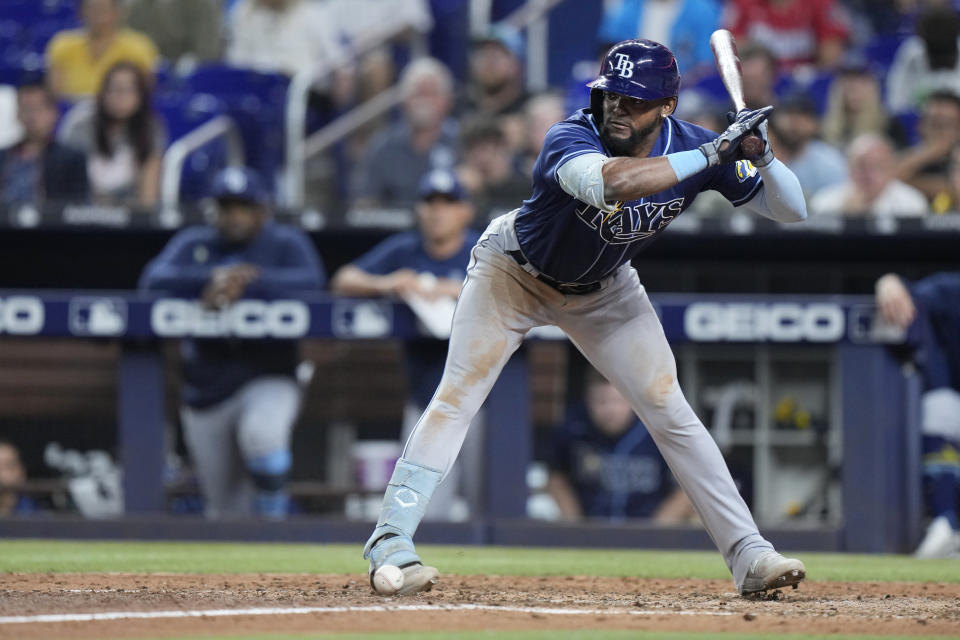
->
xmin=643 ymin=372 xmax=678 ymax=409
xmin=247 ymin=450 xmax=292 ymax=492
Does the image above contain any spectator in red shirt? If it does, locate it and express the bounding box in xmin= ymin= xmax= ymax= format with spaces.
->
xmin=725 ymin=0 xmax=850 ymax=70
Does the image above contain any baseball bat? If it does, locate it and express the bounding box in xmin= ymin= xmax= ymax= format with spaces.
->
xmin=709 ymin=29 xmax=764 ymax=157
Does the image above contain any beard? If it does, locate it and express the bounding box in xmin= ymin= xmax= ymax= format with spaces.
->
xmin=600 ymin=115 xmax=663 ymax=156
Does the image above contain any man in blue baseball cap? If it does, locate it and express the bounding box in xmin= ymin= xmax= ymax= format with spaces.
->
xmin=139 ymin=166 xmax=326 ymax=520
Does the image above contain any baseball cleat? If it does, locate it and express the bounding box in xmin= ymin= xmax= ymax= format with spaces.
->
xmin=739 ymin=551 xmax=806 ymax=595
xmin=369 ymin=562 xmax=439 ymax=596
xmin=914 ymin=516 xmax=960 ymax=559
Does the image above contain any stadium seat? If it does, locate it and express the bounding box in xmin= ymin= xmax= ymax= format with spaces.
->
xmin=183 ymin=65 xmax=290 ymax=194
xmin=155 ymin=91 xmax=233 ymax=202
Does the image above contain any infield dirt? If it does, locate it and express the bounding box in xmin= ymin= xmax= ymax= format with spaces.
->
xmin=1 ymin=573 xmax=959 ymax=638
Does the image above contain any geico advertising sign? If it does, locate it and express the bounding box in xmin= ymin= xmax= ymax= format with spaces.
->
xmin=0 ymin=296 xmax=44 ymax=335
xmin=684 ymin=303 xmax=845 ymax=342
xmin=151 ymin=300 xmax=309 ymax=338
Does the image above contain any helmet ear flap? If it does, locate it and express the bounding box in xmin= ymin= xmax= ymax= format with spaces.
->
xmin=590 ymin=88 xmax=604 ymax=127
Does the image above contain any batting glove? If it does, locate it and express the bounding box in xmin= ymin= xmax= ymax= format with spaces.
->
xmin=732 ymin=111 xmax=775 ymax=167
xmin=698 ymin=106 xmax=773 ymax=167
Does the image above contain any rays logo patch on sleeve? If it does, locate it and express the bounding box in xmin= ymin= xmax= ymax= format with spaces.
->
xmin=735 ymin=160 xmax=758 ymax=183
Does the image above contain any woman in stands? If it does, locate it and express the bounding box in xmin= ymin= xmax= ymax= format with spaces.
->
xmin=60 ymin=62 xmax=166 ymax=208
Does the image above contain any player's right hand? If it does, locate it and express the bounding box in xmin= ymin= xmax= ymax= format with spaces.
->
xmin=875 ymin=273 xmax=916 ymax=329
xmin=698 ymin=106 xmax=773 ymax=167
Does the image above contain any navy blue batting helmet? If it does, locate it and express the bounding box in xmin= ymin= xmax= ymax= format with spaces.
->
xmin=588 ymin=39 xmax=680 ymax=123
xmin=209 ymin=167 xmax=270 ymax=206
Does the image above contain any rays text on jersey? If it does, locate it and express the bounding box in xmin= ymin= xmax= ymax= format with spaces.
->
xmin=576 ymin=198 xmax=685 ymax=245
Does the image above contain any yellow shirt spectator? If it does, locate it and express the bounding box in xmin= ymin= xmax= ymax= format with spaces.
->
xmin=45 ymin=28 xmax=158 ymax=99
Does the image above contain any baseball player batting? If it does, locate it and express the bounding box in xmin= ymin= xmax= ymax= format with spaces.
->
xmin=363 ymin=39 xmax=808 ymax=596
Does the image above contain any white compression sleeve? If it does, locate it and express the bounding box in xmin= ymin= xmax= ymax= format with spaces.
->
xmin=556 ymin=152 xmax=618 ymax=213
xmin=739 ymin=158 xmax=807 ymax=223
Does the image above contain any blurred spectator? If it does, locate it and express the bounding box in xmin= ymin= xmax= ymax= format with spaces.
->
xmin=875 ymin=271 xmax=960 ymax=557
xmin=932 ymin=146 xmax=960 ymax=213
xmin=739 ymin=43 xmax=778 ymax=110
xmin=45 ymin=0 xmax=159 ymax=100
xmin=226 ymin=0 xmax=345 ymax=77
xmin=886 ymin=5 xmax=960 ymax=113
xmin=461 ymin=25 xmax=528 ymax=118
xmin=810 ymin=133 xmax=929 ymax=217
xmin=59 ymin=62 xmax=166 ymax=207
xmin=350 ymin=58 xmax=458 ymax=211
xmin=457 ymin=117 xmax=529 ymax=228
xmin=547 ymin=370 xmax=693 ymax=523
xmin=126 ymin=0 xmax=223 ymax=69
xmin=331 ymin=169 xmax=480 ymax=520
xmin=598 ymin=0 xmax=722 ymax=75
xmin=895 ymin=90 xmax=960 ymax=200
xmin=461 ymin=25 xmax=528 ymax=151
xmin=139 ymin=167 xmax=326 ymax=519
xmin=0 ymin=440 xmax=35 ymax=516
xmin=822 ymin=57 xmax=906 ymax=150
xmin=768 ymin=94 xmax=848 ymax=200
xmin=724 ymin=0 xmax=850 ymax=70
xmin=521 ymin=94 xmax=566 ymax=175
xmin=0 ymin=86 xmax=23 ymax=150
xmin=0 ymin=83 xmax=89 ymax=208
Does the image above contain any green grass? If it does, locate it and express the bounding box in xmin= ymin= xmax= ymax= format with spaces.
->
xmin=1 ymin=539 xmax=959 ymax=583
xmin=134 ymin=633 xmax=954 ymax=640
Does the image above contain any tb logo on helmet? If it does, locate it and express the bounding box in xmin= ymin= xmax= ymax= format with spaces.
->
xmin=612 ymin=52 xmax=635 ymax=78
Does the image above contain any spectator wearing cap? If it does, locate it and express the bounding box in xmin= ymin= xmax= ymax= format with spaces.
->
xmin=768 ymin=94 xmax=848 ymax=200
xmin=810 ymin=133 xmax=928 ymax=218
xmin=45 ymin=0 xmax=159 ymax=100
xmin=821 ymin=55 xmax=906 ymax=151
xmin=457 ymin=116 xmax=531 ymax=229
xmin=896 ymin=90 xmax=960 ymax=201
xmin=887 ymin=5 xmax=960 ymax=114
xmin=350 ymin=58 xmax=458 ymax=211
xmin=597 ymin=0 xmax=722 ymax=76
xmin=139 ymin=167 xmax=326 ymax=520
xmin=332 ymin=169 xmax=481 ymax=520
xmin=0 ymin=83 xmax=89 ymax=208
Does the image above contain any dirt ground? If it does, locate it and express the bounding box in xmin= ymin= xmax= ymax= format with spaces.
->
xmin=1 ymin=573 xmax=959 ymax=639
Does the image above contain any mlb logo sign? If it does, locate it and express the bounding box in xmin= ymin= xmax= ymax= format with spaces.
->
xmin=69 ymin=297 xmax=128 ymax=337
xmin=332 ymin=301 xmax=393 ymax=338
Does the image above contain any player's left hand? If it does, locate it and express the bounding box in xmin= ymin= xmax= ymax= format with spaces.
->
xmin=699 ymin=106 xmax=772 ymax=166
xmin=727 ymin=109 xmax=774 ymax=167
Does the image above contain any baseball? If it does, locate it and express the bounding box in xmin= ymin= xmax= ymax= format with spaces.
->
xmin=740 ymin=135 xmax=764 ymax=158
xmin=372 ymin=565 xmax=405 ymax=594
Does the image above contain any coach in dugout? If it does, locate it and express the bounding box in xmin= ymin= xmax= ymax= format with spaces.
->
xmin=548 ymin=369 xmax=694 ymax=523
xmin=331 ymin=169 xmax=481 ymax=520
xmin=139 ymin=167 xmax=326 ymax=519
xmin=876 ymin=272 xmax=960 ymax=557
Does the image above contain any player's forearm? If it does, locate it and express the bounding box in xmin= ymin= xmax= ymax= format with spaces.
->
xmin=601 ymin=155 xmax=684 ymax=202
xmin=330 ymin=266 xmax=393 ymax=297
xmin=244 ymin=267 xmax=324 ymax=297
xmin=138 ymin=264 xmax=213 ymax=295
xmin=741 ymin=159 xmax=807 ymax=223
xmin=546 ymin=473 xmax=583 ymax=522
